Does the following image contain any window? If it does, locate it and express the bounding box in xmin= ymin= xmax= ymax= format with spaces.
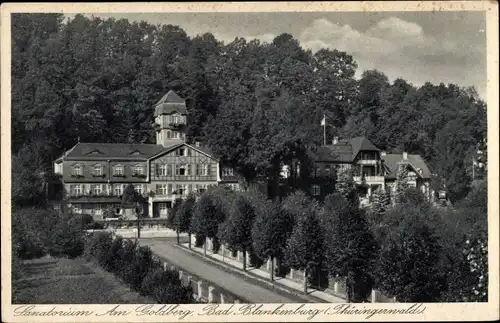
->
xmin=115 ymin=207 xmax=122 ymax=215
xmin=315 ymin=166 xmax=321 ymax=177
xmin=312 ymin=185 xmax=321 ymax=196
xmin=72 ymin=165 xmax=82 ymax=176
xmin=173 ymin=115 xmax=180 ymax=124
xmin=94 ymin=208 xmax=103 ymax=216
xmin=134 ymin=185 xmax=143 ymax=195
xmin=179 ymin=166 xmax=186 ymax=176
xmin=133 ymin=165 xmax=144 ymax=175
xmin=92 ymin=184 xmax=103 ymax=195
xmin=113 ymin=165 xmax=124 ymax=176
xmin=176 ymin=184 xmax=187 ymax=196
xmin=159 ymin=203 xmax=168 ymax=217
xmin=325 ymin=165 xmax=331 ymax=175
xmin=167 ymin=184 xmax=173 ymax=194
xmin=167 ymin=130 xmax=172 ymax=139
xmin=177 ymin=148 xmax=186 ymax=156
xmin=156 ymin=184 xmax=167 ymax=195
xmin=159 ymin=164 xmax=167 ymax=176
xmin=93 ymin=164 xmax=103 ymax=176
xmin=200 ymin=164 xmax=208 ymax=176
xmin=73 ymin=204 xmax=82 ymax=214
xmin=114 ymin=184 xmax=123 ymax=196
xmin=222 ymin=168 xmax=234 ymax=176
xmin=70 ymin=184 xmax=82 ymax=196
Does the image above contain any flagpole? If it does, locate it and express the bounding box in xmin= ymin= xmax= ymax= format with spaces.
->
xmin=322 ymin=113 xmax=326 ymax=146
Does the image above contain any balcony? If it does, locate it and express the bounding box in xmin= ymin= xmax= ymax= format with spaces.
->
xmin=357 ymin=159 xmax=378 ymax=165
xmin=67 ymin=193 xmax=123 ymax=204
xmin=168 ymin=122 xmax=185 ymax=130
xmin=353 ymin=176 xmax=385 ymax=185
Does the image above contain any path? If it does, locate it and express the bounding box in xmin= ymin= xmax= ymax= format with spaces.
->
xmin=138 ymin=238 xmax=305 ymax=303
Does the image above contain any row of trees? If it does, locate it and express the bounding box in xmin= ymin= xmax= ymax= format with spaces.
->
xmin=170 ymin=174 xmax=487 ymax=303
xmin=12 ymin=13 xmax=487 ymax=207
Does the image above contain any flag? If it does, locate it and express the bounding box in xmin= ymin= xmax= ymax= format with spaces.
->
xmin=320 ymin=115 xmax=326 ymax=126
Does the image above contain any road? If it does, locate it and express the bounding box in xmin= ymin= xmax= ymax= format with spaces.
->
xmin=138 ymin=238 xmax=305 ymax=303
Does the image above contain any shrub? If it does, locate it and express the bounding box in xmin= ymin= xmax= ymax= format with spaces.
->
xmin=124 ymin=245 xmax=155 ymax=292
xmin=140 ymin=268 xmax=193 ymax=303
xmin=48 ymin=221 xmax=85 ymax=259
xmin=107 ymin=236 xmax=124 ymax=274
xmin=118 ymin=239 xmax=139 ymax=282
xmin=84 ymin=231 xmax=113 ymax=269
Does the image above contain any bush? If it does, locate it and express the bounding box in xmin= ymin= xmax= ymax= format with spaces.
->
xmin=125 ymin=246 xmax=155 ymax=292
xmin=48 ymin=221 xmax=85 ymax=259
xmin=84 ymin=231 xmax=113 ymax=269
xmin=107 ymin=236 xmax=124 ymax=274
xmin=118 ymin=239 xmax=139 ymax=282
xmin=140 ymin=268 xmax=193 ymax=303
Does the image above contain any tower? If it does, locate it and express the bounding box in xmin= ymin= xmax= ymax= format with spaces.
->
xmin=153 ymin=90 xmax=188 ymax=147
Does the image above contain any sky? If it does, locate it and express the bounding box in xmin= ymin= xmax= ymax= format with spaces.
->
xmin=77 ymin=11 xmax=487 ymax=99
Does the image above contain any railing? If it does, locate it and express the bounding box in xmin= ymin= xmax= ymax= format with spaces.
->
xmin=353 ymin=176 xmax=385 ymax=184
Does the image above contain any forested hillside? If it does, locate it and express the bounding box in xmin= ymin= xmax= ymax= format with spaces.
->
xmin=11 ymin=13 xmax=487 ymax=206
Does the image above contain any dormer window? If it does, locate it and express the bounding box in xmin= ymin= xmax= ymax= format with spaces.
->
xmin=92 ymin=164 xmax=103 ymax=176
xmin=113 ymin=165 xmax=124 ymax=176
xmin=132 ymin=164 xmax=144 ymax=176
xmin=176 ymin=148 xmax=186 ymax=156
xmin=72 ymin=165 xmax=82 ymax=176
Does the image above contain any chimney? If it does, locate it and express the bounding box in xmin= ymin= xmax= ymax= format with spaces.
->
xmin=381 ymin=151 xmax=386 ymax=157
xmin=403 ymin=152 xmax=408 ymax=160
xmin=332 ymin=136 xmax=339 ymax=145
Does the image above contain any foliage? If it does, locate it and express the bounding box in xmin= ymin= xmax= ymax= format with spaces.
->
xmin=321 ymin=193 xmax=377 ymax=302
xmin=48 ymin=220 xmax=85 ymax=259
xmin=374 ymin=204 xmax=445 ymax=302
xmin=284 ymin=209 xmax=325 ymax=279
xmin=141 ymin=268 xmax=193 ymax=303
xmin=190 ymin=194 xmax=218 ymax=240
xmin=394 ymin=163 xmax=410 ymax=204
xmin=174 ymin=193 xmax=196 ymax=233
xmin=167 ymin=197 xmax=183 ymax=228
xmin=84 ymin=231 xmax=114 ymax=268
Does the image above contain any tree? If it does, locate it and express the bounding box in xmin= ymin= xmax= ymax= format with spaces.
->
xmin=218 ymin=193 xmax=256 ymax=271
xmin=251 ymin=198 xmax=293 ymax=281
xmin=122 ymin=183 xmax=145 ymax=238
xmin=168 ymin=197 xmax=183 ymax=230
xmin=394 ymin=162 xmax=410 ymax=204
xmin=284 ymin=209 xmax=325 ymax=294
xmin=174 ymin=193 xmax=195 ymax=247
xmin=191 ymin=193 xmax=218 ymax=256
xmin=321 ymin=193 xmax=377 ymax=302
xmin=374 ymin=204 xmax=445 ymax=302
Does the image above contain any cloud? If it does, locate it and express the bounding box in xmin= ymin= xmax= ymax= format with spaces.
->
xmin=238 ymin=17 xmax=485 ymax=98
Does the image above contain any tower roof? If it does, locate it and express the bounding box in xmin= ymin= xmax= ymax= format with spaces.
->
xmin=154 ymin=90 xmax=188 ymax=116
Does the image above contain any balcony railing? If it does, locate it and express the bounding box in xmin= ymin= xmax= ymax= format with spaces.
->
xmin=353 ymin=176 xmax=385 ymax=184
xmin=357 ymin=159 xmax=378 ymax=165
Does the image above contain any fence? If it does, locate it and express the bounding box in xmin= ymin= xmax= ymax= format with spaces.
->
xmin=151 ymin=254 xmax=245 ymax=304
xmin=193 ymin=235 xmax=395 ymax=303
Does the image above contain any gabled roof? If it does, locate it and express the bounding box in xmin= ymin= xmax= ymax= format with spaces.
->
xmin=154 ymin=90 xmax=188 ymax=116
xmin=314 ymin=136 xmax=379 ymax=162
xmin=350 ymin=136 xmax=380 ymax=159
xmin=149 ymin=142 xmax=219 ymax=161
xmin=61 ymin=143 xmax=166 ymax=161
xmin=315 ymin=141 xmax=352 ymax=163
xmin=382 ymin=153 xmax=432 ymax=179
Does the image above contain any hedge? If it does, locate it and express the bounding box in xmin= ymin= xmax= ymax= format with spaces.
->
xmin=85 ymin=232 xmax=193 ymax=303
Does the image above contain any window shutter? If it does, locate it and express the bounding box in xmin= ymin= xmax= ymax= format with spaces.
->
xmin=196 ymin=164 xmax=200 ymax=176
xmin=167 ymin=164 xmax=172 ymax=176
xmin=207 ymin=164 xmax=211 ymax=176
xmin=168 ymin=184 xmax=172 ymax=194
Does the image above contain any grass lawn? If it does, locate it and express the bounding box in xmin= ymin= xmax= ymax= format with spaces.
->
xmin=13 ymin=257 xmax=155 ymax=304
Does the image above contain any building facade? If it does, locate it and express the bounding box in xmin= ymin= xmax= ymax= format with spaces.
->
xmin=309 ymin=136 xmax=432 ymax=206
xmin=54 ymin=90 xmax=239 ymax=220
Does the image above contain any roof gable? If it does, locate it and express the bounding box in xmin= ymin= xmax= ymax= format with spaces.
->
xmin=149 ymin=142 xmax=219 ymax=161
xmin=350 ymin=137 xmax=380 ymax=160
xmin=382 ymin=153 xmax=431 ymax=179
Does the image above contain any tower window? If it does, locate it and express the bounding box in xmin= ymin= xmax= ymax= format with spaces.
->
xmin=312 ymin=185 xmax=321 ymax=196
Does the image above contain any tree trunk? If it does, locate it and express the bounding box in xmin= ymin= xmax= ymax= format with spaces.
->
xmin=242 ymin=250 xmax=247 ymax=271
xmin=204 ymin=237 xmax=207 ymax=256
xmin=188 ymin=231 xmax=192 ymax=249
xmin=176 ymin=228 xmax=180 ymax=245
xmin=270 ymin=256 xmax=274 ymax=281
xmin=303 ymin=268 xmax=308 ymax=295
xmin=137 ymin=215 xmax=141 ymax=239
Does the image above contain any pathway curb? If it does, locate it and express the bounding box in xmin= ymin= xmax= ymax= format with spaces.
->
xmin=173 ymin=244 xmax=339 ymax=303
